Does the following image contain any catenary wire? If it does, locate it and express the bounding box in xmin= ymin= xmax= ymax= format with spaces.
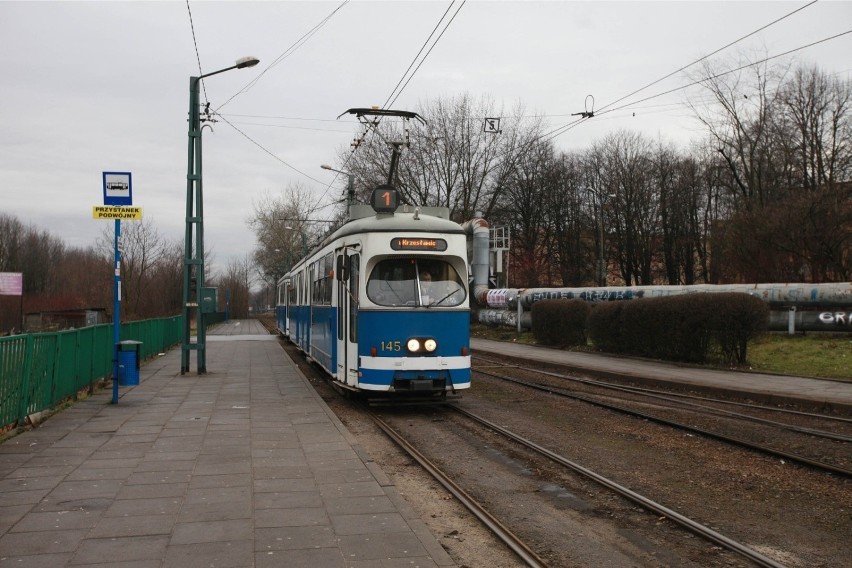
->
xmin=216 ymin=0 xmax=350 ymax=112
xmin=596 ymin=0 xmax=819 ymax=114
xmin=185 ymin=0 xmax=209 ymax=105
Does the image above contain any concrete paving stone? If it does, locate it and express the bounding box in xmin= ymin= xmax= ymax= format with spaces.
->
xmin=319 ymin=481 xmax=387 ymax=499
xmin=192 ymin=460 xmax=251 ymax=476
xmin=0 ymin=528 xmax=90 ymax=555
xmin=43 ymin=479 xmax=124 ymax=503
xmin=336 ymin=532 xmax=429 ymax=562
xmin=323 ymin=495 xmax=399 ymax=516
xmin=254 ymin=525 xmax=338 ymax=551
xmin=9 ymin=508 xmax=103 ymax=532
xmin=18 ymin=454 xmax=86 ymax=473
xmin=331 ymin=512 xmax=409 ymax=536
xmin=176 ymin=501 xmax=252 ymax=523
xmin=87 ymin=447 xmax=151 ymax=460
xmin=253 ymin=506 xmax=328 ymax=528
xmin=50 ymin=432 xmax=111 ymax=448
xmin=252 ymin=465 xmax=313 ymax=481
xmin=89 ymin=513 xmax=175 ymax=538
xmin=104 ymin=497 xmax=182 ymax=518
xmin=311 ymin=466 xmax=377 ymax=485
xmin=0 ymin=475 xmax=64 ymax=492
xmin=0 ymin=552 xmax=74 ymax=567
xmin=188 ymin=473 xmax=252 ymax=489
xmin=124 ymin=471 xmax=193 ymax=486
xmin=0 ymin=504 xmax=34 ymax=536
xmin=250 ymin=447 xmax=306 ymax=461
xmin=169 ymin=518 xmax=253 ymax=545
xmin=163 ymin=540 xmax=254 ymax=568
xmin=66 ymin=467 xmax=136 ymax=481
xmin=33 ymin=497 xmax=113 ymax=514
xmin=141 ymin=450 xmax=200 ymax=463
xmin=116 ymin=482 xmax=188 ymax=500
xmin=100 ymin=434 xmax=159 ymax=446
xmin=37 ymin=446 xmax=99 ymax=459
xmin=9 ymin=463 xmax=76 ymax=480
xmin=134 ymin=459 xmax=195 ymax=473
xmin=151 ymin=436 xmax=204 ymax=449
xmin=303 ymin=441 xmax=355 ymax=454
xmin=185 ymin=486 xmax=251 ymax=506
xmin=0 ymin=488 xmax=51 ymax=507
xmin=350 ymin=559 xmax=443 ymax=568
xmin=254 ymin=491 xmax=323 ymax=510
xmin=69 ymin=534 xmax=169 ymax=564
xmin=255 ymin=546 xmax=345 ymax=568
xmin=252 ymin=477 xmax=316 ymax=494
xmin=306 ymin=449 xmax=362 ymax=465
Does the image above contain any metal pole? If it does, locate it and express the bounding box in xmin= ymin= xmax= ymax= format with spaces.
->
xmin=597 ymin=193 xmax=606 ymax=287
xmin=112 ymin=218 xmax=121 ymax=404
xmin=182 ymin=76 xmax=206 ymax=374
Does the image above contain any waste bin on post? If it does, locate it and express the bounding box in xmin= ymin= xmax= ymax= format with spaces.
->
xmin=117 ymin=340 xmax=142 ymax=386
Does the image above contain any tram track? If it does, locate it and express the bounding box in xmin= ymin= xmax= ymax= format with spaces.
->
xmin=274 ymin=329 xmax=851 ymax=567
xmin=472 ymin=355 xmax=852 ymax=478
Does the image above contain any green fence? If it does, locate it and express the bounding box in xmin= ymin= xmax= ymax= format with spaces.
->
xmin=0 ymin=315 xmax=182 ymax=431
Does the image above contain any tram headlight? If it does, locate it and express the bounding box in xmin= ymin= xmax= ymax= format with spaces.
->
xmin=406 ymin=337 xmax=437 ymax=353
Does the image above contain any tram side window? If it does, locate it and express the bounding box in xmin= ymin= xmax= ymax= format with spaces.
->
xmin=367 ymin=258 xmax=465 ymax=307
xmin=311 ymin=254 xmax=333 ymax=306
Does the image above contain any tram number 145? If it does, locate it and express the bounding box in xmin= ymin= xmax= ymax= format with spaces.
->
xmin=380 ymin=340 xmax=402 ymax=352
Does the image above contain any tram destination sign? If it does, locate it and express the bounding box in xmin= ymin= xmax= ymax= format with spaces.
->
xmin=390 ymin=237 xmax=447 ymax=251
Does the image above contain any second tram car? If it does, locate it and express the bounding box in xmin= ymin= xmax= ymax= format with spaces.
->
xmin=276 ymin=186 xmax=471 ymax=398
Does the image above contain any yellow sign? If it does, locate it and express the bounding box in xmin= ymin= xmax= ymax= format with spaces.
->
xmin=92 ymin=206 xmax=143 ymax=220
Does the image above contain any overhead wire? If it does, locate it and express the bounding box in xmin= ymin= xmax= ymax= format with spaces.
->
xmin=185 ymin=0 xmax=209 ymax=104
xmin=216 ymin=0 xmax=350 ymax=112
xmin=595 ymin=0 xmax=819 ymax=115
xmin=314 ymin=1 xmax=468 ymax=221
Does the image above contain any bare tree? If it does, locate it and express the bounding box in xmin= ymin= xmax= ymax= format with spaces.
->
xmin=779 ymin=64 xmax=852 ymax=190
xmin=342 ymin=94 xmax=543 ymax=222
xmin=687 ymin=55 xmax=789 ymax=210
xmin=248 ymin=184 xmax=325 ymax=291
xmin=213 ymin=255 xmax=253 ymax=319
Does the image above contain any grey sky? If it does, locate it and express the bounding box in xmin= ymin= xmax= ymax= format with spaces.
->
xmin=1 ymin=1 xmax=849 ymax=278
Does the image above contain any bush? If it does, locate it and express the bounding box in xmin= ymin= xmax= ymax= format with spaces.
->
xmin=586 ymin=293 xmax=769 ymax=365
xmin=531 ymin=299 xmax=591 ymax=347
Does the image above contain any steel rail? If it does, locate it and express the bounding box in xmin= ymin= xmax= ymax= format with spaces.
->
xmin=472 ymin=354 xmax=852 ymax=424
xmin=483 ymin=361 xmax=852 ymax=442
xmin=474 ymin=368 xmax=852 ymax=478
xmin=452 ymin=406 xmax=789 ymax=568
xmin=366 ymin=410 xmax=549 ymax=568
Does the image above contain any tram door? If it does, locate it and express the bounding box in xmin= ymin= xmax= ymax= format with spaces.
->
xmin=336 ymin=249 xmax=360 ymax=386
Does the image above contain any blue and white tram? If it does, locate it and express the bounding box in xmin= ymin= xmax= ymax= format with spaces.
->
xmin=276 ymin=188 xmax=471 ymax=397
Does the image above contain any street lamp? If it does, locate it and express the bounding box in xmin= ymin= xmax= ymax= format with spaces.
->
xmin=584 ymin=187 xmax=615 ymax=287
xmin=320 ymin=164 xmax=355 ymax=214
xmin=181 ymin=56 xmax=259 ymax=375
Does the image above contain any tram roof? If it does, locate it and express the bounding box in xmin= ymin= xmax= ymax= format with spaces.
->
xmin=326 ymin=205 xmax=466 ymax=242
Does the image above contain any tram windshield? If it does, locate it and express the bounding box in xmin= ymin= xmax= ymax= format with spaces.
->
xmin=367 ymin=258 xmax=466 ymax=307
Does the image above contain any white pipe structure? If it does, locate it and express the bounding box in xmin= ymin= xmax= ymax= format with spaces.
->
xmin=462 ymin=217 xmax=852 ymax=333
xmin=460 ymin=216 xmax=491 ymax=305
xmin=482 ymin=283 xmax=852 ymax=310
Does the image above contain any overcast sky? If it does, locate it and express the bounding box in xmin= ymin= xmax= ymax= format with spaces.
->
xmin=1 ymin=0 xmax=850 ymax=278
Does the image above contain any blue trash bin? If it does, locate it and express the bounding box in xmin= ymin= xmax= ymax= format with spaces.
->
xmin=117 ymin=340 xmax=142 ymax=386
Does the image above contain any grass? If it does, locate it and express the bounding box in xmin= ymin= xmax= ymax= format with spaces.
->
xmin=471 ymin=323 xmax=852 ymax=382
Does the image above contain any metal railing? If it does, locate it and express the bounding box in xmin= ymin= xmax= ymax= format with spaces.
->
xmin=0 ymin=315 xmax=182 ymax=431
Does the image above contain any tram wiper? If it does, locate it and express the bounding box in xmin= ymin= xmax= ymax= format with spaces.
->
xmin=428 ymin=290 xmax=458 ymax=308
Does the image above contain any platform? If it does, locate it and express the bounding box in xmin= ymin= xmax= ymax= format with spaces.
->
xmin=0 ymin=319 xmax=455 ymax=567
xmin=472 ymin=338 xmax=852 ymax=411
